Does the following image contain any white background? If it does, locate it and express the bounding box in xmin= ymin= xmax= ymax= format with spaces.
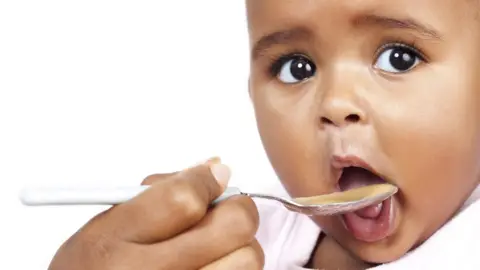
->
xmin=0 ymin=1 xmax=278 ymax=269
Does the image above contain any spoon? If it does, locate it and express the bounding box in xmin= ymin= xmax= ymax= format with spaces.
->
xmin=19 ymin=183 xmax=398 ymax=216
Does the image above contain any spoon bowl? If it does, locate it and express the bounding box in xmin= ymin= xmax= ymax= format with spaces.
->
xmin=232 ymin=184 xmax=398 ymax=216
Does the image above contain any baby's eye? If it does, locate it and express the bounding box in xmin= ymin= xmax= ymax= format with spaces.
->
xmin=374 ymin=44 xmax=424 ymax=73
xmin=275 ymin=55 xmax=316 ymax=84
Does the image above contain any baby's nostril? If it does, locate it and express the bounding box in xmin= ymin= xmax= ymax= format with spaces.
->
xmin=345 ymin=114 xmax=360 ymax=123
xmin=321 ymin=117 xmax=334 ymax=125
xmin=321 ymin=114 xmax=360 ymax=126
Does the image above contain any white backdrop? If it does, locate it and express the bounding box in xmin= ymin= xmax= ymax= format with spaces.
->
xmin=0 ymin=1 xmax=278 ymax=269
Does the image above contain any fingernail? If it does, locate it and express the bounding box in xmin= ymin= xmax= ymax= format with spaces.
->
xmin=210 ymin=163 xmax=231 ymax=189
xmin=205 ymin=157 xmax=221 ymax=165
xmin=193 ymin=157 xmax=221 ymax=167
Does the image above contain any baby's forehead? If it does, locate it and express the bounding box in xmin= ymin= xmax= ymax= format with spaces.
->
xmin=245 ymin=0 xmax=480 ymax=56
xmin=245 ymin=0 xmax=477 ymax=38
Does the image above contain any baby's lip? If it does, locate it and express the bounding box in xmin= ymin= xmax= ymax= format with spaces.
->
xmin=331 ymin=155 xmax=392 ymax=185
xmin=332 ymin=155 xmax=376 ymax=173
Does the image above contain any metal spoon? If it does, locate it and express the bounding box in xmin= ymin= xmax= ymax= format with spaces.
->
xmin=19 ymin=183 xmax=398 ymax=216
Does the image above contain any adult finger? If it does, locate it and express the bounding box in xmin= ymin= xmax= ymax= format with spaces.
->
xmin=147 ymin=196 xmax=259 ymax=269
xmin=199 ymin=239 xmax=264 ymax=270
xmin=141 ymin=172 xmax=178 ymax=185
xmin=140 ymin=157 xmax=220 ymax=186
xmin=104 ymin=161 xmax=231 ymax=243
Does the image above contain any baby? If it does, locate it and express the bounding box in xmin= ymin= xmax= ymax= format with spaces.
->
xmin=48 ymin=0 xmax=480 ymax=269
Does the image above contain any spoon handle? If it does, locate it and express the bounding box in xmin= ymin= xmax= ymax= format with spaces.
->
xmin=19 ymin=186 xmax=243 ymax=206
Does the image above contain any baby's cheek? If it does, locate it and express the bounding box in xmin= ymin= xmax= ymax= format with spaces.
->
xmin=258 ymin=118 xmax=332 ymax=197
xmin=382 ymin=120 xmax=480 ymax=241
xmin=370 ymin=85 xmax=480 ymax=242
xmin=253 ymin=90 xmax=335 ymax=195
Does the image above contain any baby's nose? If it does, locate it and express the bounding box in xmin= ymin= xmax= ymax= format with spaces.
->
xmin=318 ymin=78 xmax=367 ymax=128
xmin=319 ymin=98 xmax=365 ymax=127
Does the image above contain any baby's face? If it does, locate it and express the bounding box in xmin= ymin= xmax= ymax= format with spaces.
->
xmin=247 ymin=0 xmax=480 ymax=263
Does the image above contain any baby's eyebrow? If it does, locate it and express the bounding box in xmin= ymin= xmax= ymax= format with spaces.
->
xmin=352 ymin=14 xmax=442 ymax=40
xmin=251 ymin=14 xmax=442 ymax=61
xmin=251 ymin=26 xmax=311 ymax=60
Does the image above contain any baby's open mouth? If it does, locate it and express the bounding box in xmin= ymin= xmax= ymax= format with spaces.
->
xmin=338 ymin=166 xmax=397 ymax=242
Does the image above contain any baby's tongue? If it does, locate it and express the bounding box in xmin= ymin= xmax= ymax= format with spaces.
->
xmin=339 ymin=167 xmax=386 ymax=219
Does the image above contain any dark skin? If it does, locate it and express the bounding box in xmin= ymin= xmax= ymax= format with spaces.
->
xmin=246 ymin=0 xmax=480 ymax=269
xmin=48 ymin=158 xmax=265 ymax=270
xmin=307 ymin=234 xmax=371 ymax=270
xmin=49 ymin=1 xmax=480 ymax=269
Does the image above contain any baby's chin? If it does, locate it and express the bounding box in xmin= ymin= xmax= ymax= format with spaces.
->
xmin=344 ymin=235 xmax=415 ymax=264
